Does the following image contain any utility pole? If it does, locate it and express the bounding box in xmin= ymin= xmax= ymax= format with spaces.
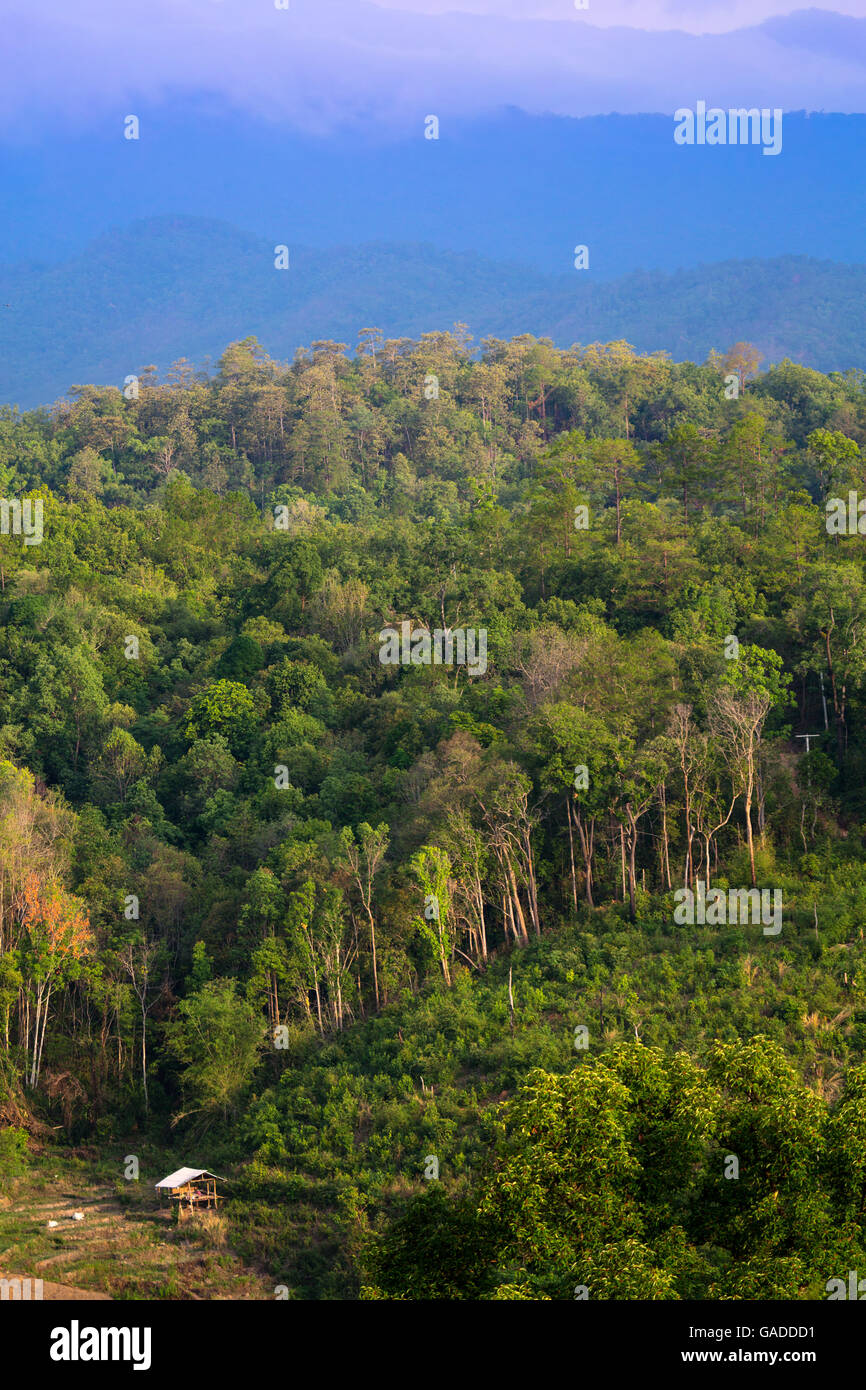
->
xmin=795 ymin=733 xmax=822 ymax=755
xmin=818 ymin=672 xmax=829 ymax=731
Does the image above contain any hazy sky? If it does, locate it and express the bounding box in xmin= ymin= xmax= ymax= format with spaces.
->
xmin=374 ymin=0 xmax=866 ymax=31
xmin=2 ymin=1 xmax=865 ymax=136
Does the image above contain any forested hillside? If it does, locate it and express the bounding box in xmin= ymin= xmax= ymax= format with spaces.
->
xmin=4 ymin=217 xmax=866 ymax=406
xmin=4 ymin=330 xmax=866 ymax=1299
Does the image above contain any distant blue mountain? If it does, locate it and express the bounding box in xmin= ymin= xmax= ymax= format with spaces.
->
xmin=1 ymin=110 xmax=865 ymax=279
xmin=1 ymin=217 xmax=864 ymax=407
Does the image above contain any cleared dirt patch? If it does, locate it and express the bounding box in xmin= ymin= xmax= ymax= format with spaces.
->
xmin=0 ymin=1274 xmax=112 ymax=1301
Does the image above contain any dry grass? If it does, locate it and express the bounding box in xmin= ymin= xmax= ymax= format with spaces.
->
xmin=0 ymin=1157 xmax=269 ymax=1300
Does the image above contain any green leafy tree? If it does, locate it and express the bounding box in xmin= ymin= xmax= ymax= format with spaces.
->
xmin=184 ymin=680 xmax=258 ymax=757
xmin=166 ymin=978 xmax=266 ymax=1128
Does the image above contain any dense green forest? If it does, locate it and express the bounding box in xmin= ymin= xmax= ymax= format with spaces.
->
xmin=4 ymin=329 xmax=866 ymax=1299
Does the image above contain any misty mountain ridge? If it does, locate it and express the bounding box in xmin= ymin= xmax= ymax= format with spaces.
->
xmin=1 ymin=216 xmax=864 ymax=407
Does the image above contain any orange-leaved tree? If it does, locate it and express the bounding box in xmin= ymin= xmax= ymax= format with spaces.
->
xmin=21 ymin=872 xmax=91 ymax=1088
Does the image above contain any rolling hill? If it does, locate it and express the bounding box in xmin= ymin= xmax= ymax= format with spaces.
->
xmin=1 ymin=216 xmax=865 ymax=405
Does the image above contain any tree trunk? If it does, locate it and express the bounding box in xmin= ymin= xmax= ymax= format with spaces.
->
xmin=575 ymin=808 xmax=595 ymax=907
xmin=658 ymin=782 xmax=672 ymax=890
xmin=625 ymin=804 xmax=638 ymax=922
xmin=504 ymin=856 xmax=529 ymax=943
xmin=566 ymin=798 xmax=578 ymax=911
xmin=745 ymin=767 xmax=757 ymax=888
xmin=366 ymin=907 xmax=380 ymax=1011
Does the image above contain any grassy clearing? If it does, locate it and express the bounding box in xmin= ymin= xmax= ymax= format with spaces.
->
xmin=0 ymin=1148 xmax=272 ymax=1300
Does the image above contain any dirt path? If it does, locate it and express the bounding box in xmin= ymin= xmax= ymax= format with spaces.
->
xmin=0 ymin=1274 xmax=111 ymax=1301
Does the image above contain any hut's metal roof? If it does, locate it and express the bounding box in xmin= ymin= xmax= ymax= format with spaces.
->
xmin=155 ymin=1167 xmax=224 ymax=1189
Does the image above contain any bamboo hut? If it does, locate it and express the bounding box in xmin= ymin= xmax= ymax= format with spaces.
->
xmin=155 ymin=1167 xmax=225 ymax=1211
